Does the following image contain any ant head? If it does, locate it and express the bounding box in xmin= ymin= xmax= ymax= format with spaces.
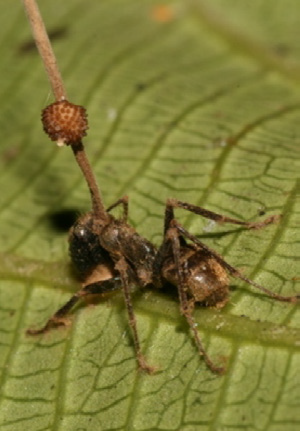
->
xmin=69 ymin=212 xmax=112 ymax=276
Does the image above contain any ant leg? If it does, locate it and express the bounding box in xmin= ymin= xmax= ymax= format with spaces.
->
xmin=173 ymin=220 xmax=300 ymax=303
xmin=27 ymin=277 xmax=122 ymax=335
xmin=115 ymin=257 xmax=156 ymax=374
xmin=165 ymin=198 xmax=280 ymax=231
xmin=106 ymin=196 xmax=129 ymax=221
xmin=166 ymin=226 xmax=225 ymax=374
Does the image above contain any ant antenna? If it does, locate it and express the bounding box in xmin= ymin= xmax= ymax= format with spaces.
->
xmin=22 ymin=0 xmax=109 ymax=222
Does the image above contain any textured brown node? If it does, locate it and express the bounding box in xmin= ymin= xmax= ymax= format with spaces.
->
xmin=41 ymin=100 xmax=88 ymax=145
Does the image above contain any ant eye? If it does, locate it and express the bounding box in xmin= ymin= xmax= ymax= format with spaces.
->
xmin=41 ymin=100 xmax=88 ymax=146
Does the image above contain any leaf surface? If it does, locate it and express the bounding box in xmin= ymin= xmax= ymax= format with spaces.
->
xmin=0 ymin=1 xmax=299 ymax=430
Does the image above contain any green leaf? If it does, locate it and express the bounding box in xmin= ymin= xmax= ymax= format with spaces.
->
xmin=0 ymin=0 xmax=300 ymax=430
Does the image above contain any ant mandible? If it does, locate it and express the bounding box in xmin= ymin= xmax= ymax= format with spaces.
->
xmin=28 ymin=100 xmax=299 ymax=375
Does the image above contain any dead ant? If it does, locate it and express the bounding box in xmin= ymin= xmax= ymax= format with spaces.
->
xmin=28 ymin=100 xmax=299 ymax=375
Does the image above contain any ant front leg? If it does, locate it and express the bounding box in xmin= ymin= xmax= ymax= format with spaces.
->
xmin=27 ymin=277 xmax=122 ymax=335
xmin=164 ymin=198 xmax=280 ymax=233
xmin=114 ymin=257 xmax=156 ymax=374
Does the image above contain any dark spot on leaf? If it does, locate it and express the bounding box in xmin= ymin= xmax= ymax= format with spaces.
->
xmin=135 ymin=82 xmax=147 ymax=91
xmin=48 ymin=208 xmax=79 ymax=232
xmin=257 ymin=207 xmax=266 ymax=216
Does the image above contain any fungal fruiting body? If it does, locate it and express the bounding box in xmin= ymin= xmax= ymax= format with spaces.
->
xmin=41 ymin=100 xmax=88 ymax=146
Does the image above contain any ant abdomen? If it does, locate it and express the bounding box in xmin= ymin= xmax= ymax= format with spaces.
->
xmin=69 ymin=212 xmax=112 ymax=276
xmin=162 ymin=248 xmax=229 ymax=308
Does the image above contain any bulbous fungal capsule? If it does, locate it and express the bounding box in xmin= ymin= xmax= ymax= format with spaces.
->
xmin=41 ymin=100 xmax=88 ymax=146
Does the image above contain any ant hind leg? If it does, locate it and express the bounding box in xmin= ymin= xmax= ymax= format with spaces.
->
xmin=165 ymin=198 xmax=280 ymax=232
xmin=165 ymin=225 xmax=226 ymax=374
